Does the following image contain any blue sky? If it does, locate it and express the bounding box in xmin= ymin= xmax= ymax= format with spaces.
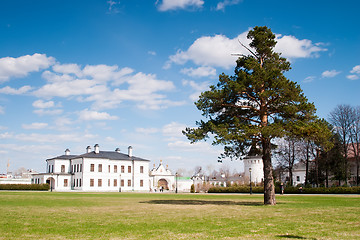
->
xmin=0 ymin=0 xmax=359 ymax=174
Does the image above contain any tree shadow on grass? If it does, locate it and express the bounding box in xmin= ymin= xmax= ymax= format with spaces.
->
xmin=140 ymin=199 xmax=263 ymax=206
xmin=276 ymin=235 xmax=317 ymax=240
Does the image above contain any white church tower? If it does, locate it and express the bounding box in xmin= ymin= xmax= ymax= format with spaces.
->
xmin=244 ymin=143 xmax=264 ymax=184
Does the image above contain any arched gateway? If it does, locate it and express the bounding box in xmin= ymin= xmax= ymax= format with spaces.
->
xmin=46 ymin=177 xmax=55 ymax=191
xmin=158 ymin=179 xmax=169 ymax=190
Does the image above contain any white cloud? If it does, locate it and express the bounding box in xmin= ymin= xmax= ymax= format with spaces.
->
xmin=107 ymin=0 xmax=120 ymax=14
xmin=12 ymin=132 xmax=95 ymax=143
xmin=182 ymin=80 xmax=210 ymax=101
xmin=52 ymin=63 xmax=83 ymax=77
xmin=167 ymin=30 xmax=327 ymax=69
xmin=33 ymin=109 xmax=63 ymax=116
xmin=0 ymin=53 xmax=55 ymax=82
xmin=275 ymin=35 xmax=327 ymax=59
xmin=0 ymin=131 xmax=89 ymax=143
xmin=167 ymin=32 xmax=248 ymax=69
xmin=78 ymin=109 xmax=118 ymax=121
xmin=0 ymin=132 xmax=13 ymax=139
xmin=135 ymin=127 xmax=159 ymax=134
xmin=54 ymin=117 xmax=73 ymax=128
xmin=162 ymin=122 xmax=187 ymax=140
xmin=347 ymin=75 xmax=359 ymax=80
xmin=216 ymin=0 xmax=241 ymax=11
xmin=347 ymin=65 xmax=360 ymax=80
xmin=0 ymin=106 xmax=4 ymax=114
xmin=32 ymin=100 xmax=55 ymax=109
xmin=148 ymin=51 xmax=157 ymax=56
xmin=156 ymin=0 xmax=204 ymax=11
xmin=36 ymin=63 xmax=181 ymax=110
xmin=168 ymin=140 xmax=220 ymax=154
xmin=321 ymin=70 xmax=341 ymax=78
xmin=0 ymin=85 xmax=32 ymax=95
xmin=22 ymin=122 xmax=48 ymax=130
xmin=350 ymin=65 xmax=360 ymax=74
xmin=303 ymin=76 xmax=316 ymax=83
xmin=180 ymin=66 xmax=216 ymax=78
xmin=34 ymin=79 xmax=107 ymax=98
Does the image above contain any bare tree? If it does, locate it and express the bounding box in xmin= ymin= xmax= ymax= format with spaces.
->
xmin=329 ymin=104 xmax=355 ymax=185
xmin=275 ymin=137 xmax=302 ymax=186
xmin=350 ymin=106 xmax=360 ymax=186
xmin=298 ymin=140 xmax=317 ymax=186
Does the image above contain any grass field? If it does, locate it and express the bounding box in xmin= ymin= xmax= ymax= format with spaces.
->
xmin=0 ymin=192 xmax=359 ymax=239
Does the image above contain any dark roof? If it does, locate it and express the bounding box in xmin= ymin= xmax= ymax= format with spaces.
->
xmin=47 ymin=155 xmax=78 ymax=161
xmin=75 ymin=151 xmax=150 ymax=162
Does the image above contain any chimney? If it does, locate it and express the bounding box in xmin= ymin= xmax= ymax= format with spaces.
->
xmin=128 ymin=146 xmax=133 ymax=157
xmin=115 ymin=148 xmax=121 ymax=153
xmin=86 ymin=146 xmax=91 ymax=153
xmin=65 ymin=149 xmax=70 ymax=156
xmin=94 ymin=144 xmax=100 ymax=154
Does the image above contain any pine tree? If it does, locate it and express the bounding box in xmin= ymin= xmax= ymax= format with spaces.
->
xmin=183 ymin=26 xmax=319 ymax=205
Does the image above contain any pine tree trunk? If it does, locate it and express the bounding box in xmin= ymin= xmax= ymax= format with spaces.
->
xmin=262 ymin=139 xmax=276 ymax=205
xmin=305 ymin=142 xmax=309 ymax=186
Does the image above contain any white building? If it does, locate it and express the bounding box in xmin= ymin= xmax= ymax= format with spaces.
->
xmin=278 ymin=162 xmax=307 ymax=186
xmin=32 ymin=144 xmax=150 ymax=192
xmin=149 ymin=161 xmax=175 ymax=191
xmin=243 ymin=145 xmax=264 ymax=184
xmin=149 ymin=161 xmax=193 ymax=192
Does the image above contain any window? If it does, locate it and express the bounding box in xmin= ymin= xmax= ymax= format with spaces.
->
xmin=90 ymin=179 xmax=94 ymax=187
xmin=51 ymin=165 xmax=53 ymax=173
xmin=98 ymin=164 xmax=102 ymax=172
xmin=64 ymin=179 xmax=68 ymax=187
xmin=140 ymin=179 xmax=143 ymax=187
xmin=114 ymin=165 xmax=118 ymax=173
xmin=128 ymin=166 xmax=131 ymax=173
xmin=121 ymin=179 xmax=124 ymax=187
xmin=140 ymin=166 xmax=144 ymax=173
xmin=48 ymin=165 xmax=50 ymax=173
xmin=80 ymin=164 xmax=82 ymax=172
xmin=108 ymin=179 xmax=110 ymax=187
xmin=98 ymin=179 xmax=102 ymax=187
xmin=297 ymin=176 xmax=300 ymax=182
xmin=76 ymin=164 xmax=79 ymax=172
xmin=121 ymin=165 xmax=124 ymax=173
xmin=76 ymin=179 xmax=79 ymax=187
xmin=114 ymin=179 xmax=117 ymax=187
xmin=128 ymin=179 xmax=131 ymax=187
xmin=61 ymin=165 xmax=65 ymax=173
xmin=90 ymin=164 xmax=95 ymax=172
xmin=108 ymin=165 xmax=111 ymax=173
xmin=79 ymin=179 xmax=82 ymax=187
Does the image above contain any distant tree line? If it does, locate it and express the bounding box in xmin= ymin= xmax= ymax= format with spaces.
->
xmin=274 ymin=104 xmax=360 ymax=187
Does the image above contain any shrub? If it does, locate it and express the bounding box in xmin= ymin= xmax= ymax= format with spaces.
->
xmin=190 ymin=184 xmax=195 ymax=193
xmin=208 ymin=185 xmax=264 ymax=193
xmin=207 ymin=185 xmax=360 ymax=194
xmin=0 ymin=184 xmax=50 ymax=191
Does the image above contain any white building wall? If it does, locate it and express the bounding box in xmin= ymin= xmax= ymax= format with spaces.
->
xmin=244 ymin=157 xmax=264 ymax=184
xmin=176 ymin=179 xmax=192 ymax=192
xmin=133 ymin=160 xmax=149 ymax=191
xmin=79 ymin=158 xmax=149 ymax=192
xmin=54 ymin=175 xmax=72 ymax=191
xmin=0 ymin=178 xmax=32 ymax=184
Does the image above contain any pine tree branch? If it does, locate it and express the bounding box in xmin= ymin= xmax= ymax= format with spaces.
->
xmin=238 ymin=39 xmax=259 ymax=60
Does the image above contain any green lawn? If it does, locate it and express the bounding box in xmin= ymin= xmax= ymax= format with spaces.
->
xmin=0 ymin=192 xmax=359 ymax=239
